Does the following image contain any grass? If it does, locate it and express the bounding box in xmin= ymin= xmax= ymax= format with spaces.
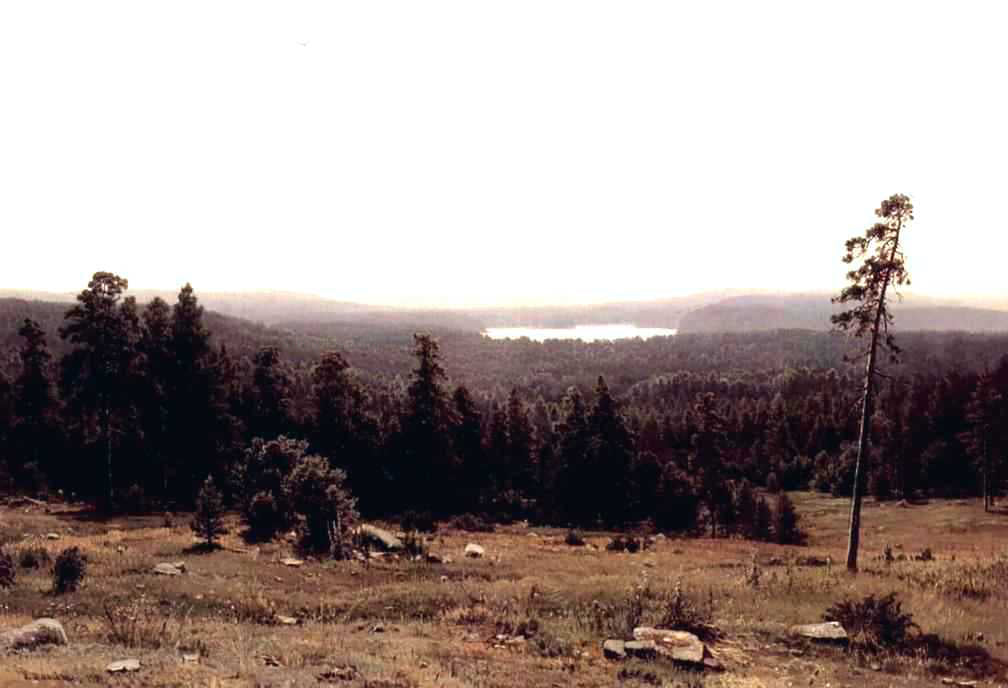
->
xmin=0 ymin=492 xmax=1005 ymax=686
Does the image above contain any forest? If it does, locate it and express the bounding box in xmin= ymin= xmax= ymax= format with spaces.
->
xmin=0 ymin=272 xmax=1007 ymax=546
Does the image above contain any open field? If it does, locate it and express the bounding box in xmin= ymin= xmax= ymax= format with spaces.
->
xmin=1 ymin=493 xmax=1007 ymax=688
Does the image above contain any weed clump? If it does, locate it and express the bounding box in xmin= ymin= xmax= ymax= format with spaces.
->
xmin=52 ymin=546 xmax=86 ymax=593
xmin=824 ymin=592 xmax=918 ymax=651
xmin=606 ymin=534 xmax=642 ymax=553
xmin=449 ymin=513 xmax=494 ymax=533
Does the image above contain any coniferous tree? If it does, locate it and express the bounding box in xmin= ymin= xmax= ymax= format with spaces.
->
xmin=12 ymin=319 xmax=58 ymax=488
xmin=246 ymin=346 xmax=293 ymax=441
xmin=191 ymin=475 xmax=225 ymax=548
xmin=399 ymin=334 xmax=455 ymax=514
xmin=961 ymin=369 xmax=1004 ymax=511
xmin=451 ymin=385 xmax=485 ymax=512
xmin=586 ymin=376 xmax=635 ymax=526
xmin=59 ymin=272 xmax=140 ymax=506
xmin=831 ymin=193 xmax=912 ymax=571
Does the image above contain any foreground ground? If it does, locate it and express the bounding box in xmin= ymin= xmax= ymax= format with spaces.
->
xmin=1 ymin=492 xmax=1007 ymax=687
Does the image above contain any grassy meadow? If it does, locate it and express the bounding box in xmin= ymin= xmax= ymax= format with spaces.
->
xmin=1 ymin=492 xmax=1006 ymax=688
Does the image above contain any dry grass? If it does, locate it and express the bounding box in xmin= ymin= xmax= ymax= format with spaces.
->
xmin=0 ymin=493 xmax=1005 ymax=686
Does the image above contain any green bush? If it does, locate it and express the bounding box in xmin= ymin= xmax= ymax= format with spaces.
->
xmin=53 ymin=546 xmax=86 ymax=594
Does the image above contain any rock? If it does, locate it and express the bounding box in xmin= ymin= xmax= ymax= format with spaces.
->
xmin=153 ymin=562 xmax=184 ymax=576
xmin=633 ymin=627 xmax=705 ymax=664
xmin=440 ymin=575 xmax=449 ymax=583
xmin=107 ymin=659 xmax=140 ymax=673
xmin=425 ymin=553 xmax=444 ymax=564
xmin=182 ymin=653 xmax=199 ymax=664
xmin=624 ymin=640 xmax=657 ymax=659
xmin=276 ymin=615 xmax=298 ymax=625
xmin=464 ymin=543 xmax=485 ymax=558
xmin=370 ymin=623 xmax=385 ymax=634
xmin=45 ymin=532 xmax=60 ymax=540
xmin=358 ymin=524 xmax=404 ymax=551
xmin=0 ymin=618 xmax=68 ymax=649
xmin=280 ymin=557 xmax=303 ymax=567
xmin=603 ymin=639 xmax=626 ymax=660
xmin=791 ymin=621 xmax=848 ymax=643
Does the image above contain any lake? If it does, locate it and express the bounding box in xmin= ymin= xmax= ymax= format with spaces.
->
xmin=483 ymin=324 xmax=678 ymax=342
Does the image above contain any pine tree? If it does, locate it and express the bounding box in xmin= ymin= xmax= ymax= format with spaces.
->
xmin=59 ymin=272 xmax=140 ymax=507
xmin=191 ymin=475 xmax=225 ymax=548
xmin=831 ymin=193 xmax=912 ymax=571
xmin=12 ymin=319 xmax=58 ymax=488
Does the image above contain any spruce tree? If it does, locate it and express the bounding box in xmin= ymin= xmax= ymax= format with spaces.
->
xmin=191 ymin=475 xmax=225 ymax=548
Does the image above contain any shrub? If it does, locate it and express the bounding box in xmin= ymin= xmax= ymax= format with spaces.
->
xmin=449 ymin=513 xmax=494 ymax=533
xmin=824 ymin=592 xmax=919 ymax=651
xmin=18 ymin=546 xmax=51 ymax=569
xmin=606 ymin=535 xmax=641 ymax=553
xmin=191 ymin=475 xmax=226 ymax=548
xmin=234 ymin=436 xmax=302 ymax=540
xmin=870 ymin=468 xmax=893 ymax=501
xmin=285 ymin=454 xmax=358 ymax=556
xmin=0 ymin=548 xmax=15 ymax=589
xmin=53 ymin=546 xmax=86 ymax=593
xmin=400 ymin=510 xmax=437 ymax=534
xmin=402 ymin=531 xmax=427 ymax=558
xmin=564 ymin=529 xmax=585 ymax=546
xmin=246 ymin=491 xmax=284 ymax=540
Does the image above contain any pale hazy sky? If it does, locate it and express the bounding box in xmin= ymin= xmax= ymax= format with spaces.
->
xmin=1 ymin=2 xmax=1005 ymax=307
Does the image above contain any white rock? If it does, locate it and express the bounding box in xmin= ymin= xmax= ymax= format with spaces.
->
xmin=107 ymin=659 xmax=141 ymax=673
xmin=464 ymin=543 xmax=485 ymax=558
xmin=153 ymin=562 xmax=184 ymax=576
xmin=280 ymin=557 xmax=304 ymax=567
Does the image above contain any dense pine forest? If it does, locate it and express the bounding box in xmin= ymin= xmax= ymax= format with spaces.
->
xmin=1 ymin=273 xmax=1006 ymax=542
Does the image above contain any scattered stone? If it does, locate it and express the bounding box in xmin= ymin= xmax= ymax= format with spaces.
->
xmin=0 ymin=618 xmax=68 ymax=649
xmin=45 ymin=532 xmax=60 ymax=540
xmin=182 ymin=653 xmax=200 ymax=664
xmin=603 ymin=639 xmax=626 ymax=660
xmin=791 ymin=621 xmax=848 ymax=643
xmin=425 ymin=552 xmax=444 ymax=564
xmin=870 ymin=662 xmax=882 ymax=671
xmin=358 ymin=524 xmax=404 ymax=551
xmin=370 ymin=623 xmax=385 ymax=633
xmin=153 ymin=562 xmax=185 ymax=576
xmin=280 ymin=557 xmax=304 ymax=567
xmin=262 ymin=655 xmax=282 ymax=667
xmin=793 ymin=555 xmax=829 ymax=567
xmin=942 ymin=679 xmax=978 ymax=687
xmin=106 ymin=659 xmax=140 ymax=673
xmin=440 ymin=575 xmax=449 ymax=583
xmin=276 ymin=615 xmax=298 ymax=625
xmin=464 ymin=543 xmax=485 ymax=558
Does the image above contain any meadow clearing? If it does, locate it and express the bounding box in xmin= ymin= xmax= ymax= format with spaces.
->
xmin=1 ymin=492 xmax=1006 ymax=688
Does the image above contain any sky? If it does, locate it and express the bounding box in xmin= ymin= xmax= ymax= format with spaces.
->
xmin=1 ymin=2 xmax=1006 ymax=308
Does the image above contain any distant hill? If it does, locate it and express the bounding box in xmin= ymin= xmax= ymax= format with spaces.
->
xmin=677 ymin=293 xmax=1008 ymax=333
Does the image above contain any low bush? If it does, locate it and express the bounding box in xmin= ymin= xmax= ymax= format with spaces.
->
xmin=18 ymin=545 xmax=51 ymax=569
xmin=606 ymin=534 xmax=641 ymax=553
xmin=823 ymin=592 xmax=918 ymax=651
xmin=52 ymin=546 xmax=87 ymax=594
xmin=449 ymin=513 xmax=494 ymax=533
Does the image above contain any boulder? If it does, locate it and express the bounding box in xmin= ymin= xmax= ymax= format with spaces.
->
xmin=276 ymin=615 xmax=298 ymax=626
xmin=791 ymin=621 xmax=848 ymax=643
xmin=0 ymin=618 xmax=68 ymax=649
xmin=45 ymin=533 xmax=60 ymax=540
xmin=464 ymin=543 xmax=485 ymax=558
xmin=633 ymin=627 xmax=704 ymax=663
xmin=358 ymin=525 xmax=404 ymax=551
xmin=107 ymin=659 xmax=140 ymax=673
xmin=153 ymin=562 xmax=184 ymax=576
xmin=280 ymin=557 xmax=304 ymax=567
xmin=602 ymin=639 xmax=626 ymax=660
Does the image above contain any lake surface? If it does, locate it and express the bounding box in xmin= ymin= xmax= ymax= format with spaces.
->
xmin=483 ymin=324 xmax=678 ymax=342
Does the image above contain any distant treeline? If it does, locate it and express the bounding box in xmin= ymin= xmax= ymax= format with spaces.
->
xmin=0 ymin=273 xmax=1006 ymax=534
